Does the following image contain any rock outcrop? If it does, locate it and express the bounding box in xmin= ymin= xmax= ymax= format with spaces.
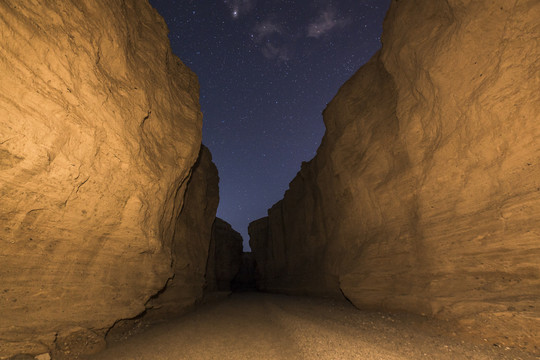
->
xmin=250 ymin=0 xmax=540 ymax=351
xmin=0 ymin=0 xmax=217 ymax=357
xmin=205 ymin=218 xmax=243 ymax=292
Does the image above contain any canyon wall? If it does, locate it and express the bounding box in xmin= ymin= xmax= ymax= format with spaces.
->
xmin=0 ymin=0 xmax=217 ymax=357
xmin=205 ymin=218 xmax=243 ymax=292
xmin=145 ymin=146 xmax=219 ymax=318
xmin=250 ymin=0 xmax=540 ymax=351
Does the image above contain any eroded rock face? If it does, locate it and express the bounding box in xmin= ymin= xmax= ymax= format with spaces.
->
xmin=250 ymin=0 xmax=540 ymax=351
xmin=145 ymin=145 xmax=219 ymax=318
xmin=0 ymin=0 xmax=212 ymax=357
xmin=206 ymin=218 xmax=243 ymax=292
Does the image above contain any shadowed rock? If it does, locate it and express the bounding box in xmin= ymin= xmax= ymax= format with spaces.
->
xmin=232 ymin=252 xmax=257 ymax=291
xmin=206 ymin=218 xmax=244 ymax=292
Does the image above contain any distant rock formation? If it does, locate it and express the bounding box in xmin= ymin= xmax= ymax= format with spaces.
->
xmin=231 ymin=252 xmax=257 ymax=291
xmin=0 ymin=0 xmax=217 ymax=358
xmin=250 ymin=0 xmax=540 ymax=351
xmin=248 ymin=196 xmax=342 ymax=298
xmin=206 ymin=218 xmax=243 ymax=292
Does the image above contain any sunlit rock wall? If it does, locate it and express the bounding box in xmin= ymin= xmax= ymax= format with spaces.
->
xmin=250 ymin=0 xmax=540 ymax=350
xmin=206 ymin=218 xmax=243 ymax=292
xmin=0 ymin=0 xmax=212 ymax=357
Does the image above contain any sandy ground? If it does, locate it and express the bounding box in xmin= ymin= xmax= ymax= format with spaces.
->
xmin=85 ymin=292 xmax=538 ymax=360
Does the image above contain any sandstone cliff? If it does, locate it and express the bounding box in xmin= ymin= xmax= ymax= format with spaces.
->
xmin=206 ymin=218 xmax=243 ymax=292
xmin=250 ymin=0 xmax=540 ymax=351
xmin=0 ymin=1 xmax=216 ymax=357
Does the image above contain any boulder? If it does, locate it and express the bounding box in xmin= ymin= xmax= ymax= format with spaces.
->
xmin=250 ymin=0 xmax=540 ymax=351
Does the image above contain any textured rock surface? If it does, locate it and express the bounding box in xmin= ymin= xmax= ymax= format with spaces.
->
xmin=0 ymin=0 xmax=213 ymax=357
xmin=250 ymin=0 xmax=540 ymax=352
xmin=206 ymin=218 xmax=243 ymax=292
xmin=144 ymin=146 xmax=219 ymax=318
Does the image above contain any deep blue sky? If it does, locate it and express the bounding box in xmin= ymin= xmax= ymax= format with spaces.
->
xmin=148 ymin=0 xmax=391 ymax=250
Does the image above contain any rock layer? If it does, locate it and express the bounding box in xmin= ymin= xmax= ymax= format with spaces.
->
xmin=205 ymin=218 xmax=243 ymax=292
xmin=0 ymin=0 xmax=215 ymax=357
xmin=250 ymin=0 xmax=540 ymax=351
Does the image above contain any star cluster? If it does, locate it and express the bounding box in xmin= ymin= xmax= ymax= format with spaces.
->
xmin=148 ymin=0 xmax=391 ymax=249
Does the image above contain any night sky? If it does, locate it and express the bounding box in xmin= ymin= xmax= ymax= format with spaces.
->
xmin=148 ymin=0 xmax=391 ymax=250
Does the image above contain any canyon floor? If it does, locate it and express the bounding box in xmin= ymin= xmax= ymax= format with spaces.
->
xmin=85 ymin=293 xmax=537 ymax=360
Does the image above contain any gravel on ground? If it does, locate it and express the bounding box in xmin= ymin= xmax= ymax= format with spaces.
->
xmin=85 ymin=292 xmax=539 ymax=360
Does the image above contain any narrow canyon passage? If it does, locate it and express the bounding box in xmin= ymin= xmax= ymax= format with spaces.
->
xmin=1 ymin=1 xmax=539 ymax=359
xmin=85 ymin=293 xmax=534 ymax=360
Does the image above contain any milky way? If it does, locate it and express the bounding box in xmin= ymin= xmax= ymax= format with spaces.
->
xmin=148 ymin=0 xmax=391 ymax=249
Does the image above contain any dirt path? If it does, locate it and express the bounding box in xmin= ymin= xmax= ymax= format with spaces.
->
xmin=87 ymin=293 xmax=537 ymax=360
